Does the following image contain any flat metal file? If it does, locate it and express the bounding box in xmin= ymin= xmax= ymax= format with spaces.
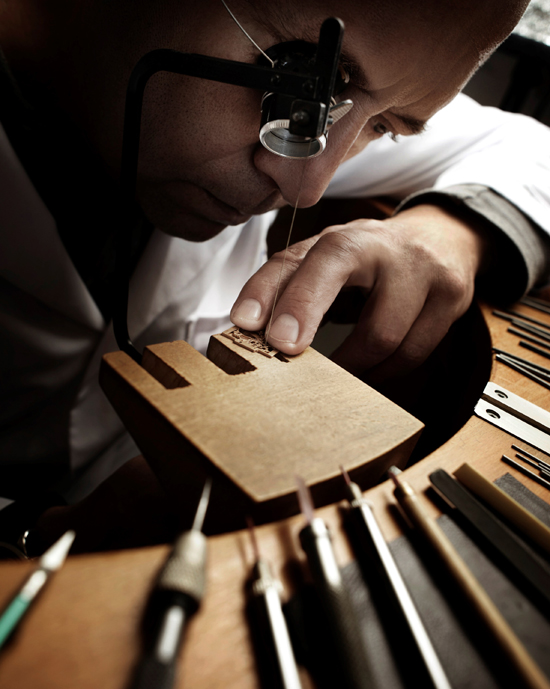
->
xmin=429 ymin=469 xmax=550 ymax=608
xmin=475 ymin=383 xmax=550 ymax=455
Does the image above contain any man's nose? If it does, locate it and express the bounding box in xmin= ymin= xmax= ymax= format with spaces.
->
xmin=252 ymin=115 xmax=367 ymax=208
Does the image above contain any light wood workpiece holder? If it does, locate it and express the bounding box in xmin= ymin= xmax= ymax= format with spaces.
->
xmin=98 ymin=325 xmax=423 ymax=530
xmin=0 ymin=301 xmax=549 ymax=689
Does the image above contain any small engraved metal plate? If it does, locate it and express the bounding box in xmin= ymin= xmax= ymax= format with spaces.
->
xmin=222 ymin=326 xmax=279 ymax=358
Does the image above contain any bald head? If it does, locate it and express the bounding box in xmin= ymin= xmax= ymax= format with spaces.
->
xmin=370 ymin=0 xmax=529 ymax=66
xmin=242 ymin=0 xmax=529 ymax=87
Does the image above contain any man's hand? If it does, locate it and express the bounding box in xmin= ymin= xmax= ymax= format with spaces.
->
xmin=231 ymin=204 xmax=490 ymax=382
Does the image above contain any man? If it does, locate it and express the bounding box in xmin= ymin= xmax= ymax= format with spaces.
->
xmin=1 ymin=0 xmax=549 ymax=551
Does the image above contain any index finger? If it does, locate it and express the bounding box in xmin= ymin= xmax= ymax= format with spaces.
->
xmin=234 ymin=229 xmax=372 ymax=354
xmin=230 ymin=235 xmax=320 ymax=332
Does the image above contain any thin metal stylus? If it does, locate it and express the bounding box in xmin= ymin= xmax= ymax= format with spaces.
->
xmin=341 ymin=468 xmax=452 ymax=689
xmin=247 ymin=518 xmax=303 ymax=689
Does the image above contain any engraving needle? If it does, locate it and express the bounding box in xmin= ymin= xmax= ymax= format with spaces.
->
xmin=295 ymin=476 xmax=374 ymax=689
xmin=246 ymin=518 xmax=303 ymax=689
xmin=340 ymin=468 xmax=452 ymax=689
xmin=129 ymin=478 xmax=212 ymax=689
xmin=512 ymin=445 xmax=550 ymax=472
xmin=0 ymin=530 xmax=75 ymax=649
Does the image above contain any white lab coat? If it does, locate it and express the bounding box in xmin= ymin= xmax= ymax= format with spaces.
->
xmin=1 ymin=93 xmax=549 ymax=502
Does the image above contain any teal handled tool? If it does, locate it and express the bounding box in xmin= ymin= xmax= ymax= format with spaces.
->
xmin=0 ymin=530 xmax=75 ymax=649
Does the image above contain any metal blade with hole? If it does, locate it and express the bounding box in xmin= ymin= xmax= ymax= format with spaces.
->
xmin=474 ymin=399 xmax=550 ymax=456
xmin=481 ymin=382 xmax=550 ymax=436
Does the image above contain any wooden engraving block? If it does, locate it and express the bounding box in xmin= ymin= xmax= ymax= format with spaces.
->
xmin=99 ymin=328 xmax=423 ymax=530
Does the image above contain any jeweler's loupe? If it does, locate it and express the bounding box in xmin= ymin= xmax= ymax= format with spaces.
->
xmin=259 ymin=98 xmax=353 ymax=158
xmin=258 ymin=41 xmax=353 ymax=159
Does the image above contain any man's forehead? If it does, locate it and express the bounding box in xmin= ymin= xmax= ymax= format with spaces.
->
xmin=242 ymin=4 xmax=371 ymax=87
xmin=233 ymin=0 xmax=489 ymax=132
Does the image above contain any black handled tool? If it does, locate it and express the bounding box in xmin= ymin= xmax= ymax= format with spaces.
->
xmin=247 ymin=518 xmax=303 ymax=689
xmin=341 ymin=468 xmax=452 ymax=689
xmin=296 ymin=476 xmax=374 ymax=689
xmin=129 ymin=478 xmax=212 ymax=689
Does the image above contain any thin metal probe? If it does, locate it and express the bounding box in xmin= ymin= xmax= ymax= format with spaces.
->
xmin=493 ymin=310 xmax=550 ymax=331
xmin=495 ymin=355 xmax=550 ymax=390
xmin=340 ymin=468 xmax=452 ymax=689
xmin=192 ymin=477 xmax=212 ymax=532
xmin=510 ymin=320 xmax=550 ymax=342
xmin=501 ymin=358 xmax=550 ymax=381
xmin=508 ymin=329 xmax=550 ymax=350
xmin=515 ymin=453 xmax=549 ymax=473
xmin=129 ymin=478 xmax=212 ymax=689
xmin=246 ymin=518 xmax=303 ymax=689
xmin=520 ymin=297 xmax=550 ymax=315
xmin=502 ymin=455 xmax=550 ymax=492
xmin=296 ymin=476 xmax=374 ymax=689
xmin=511 ymin=445 xmax=550 ymax=467
xmin=492 ymin=348 xmax=550 ymax=376
xmin=519 ymin=341 xmax=550 ymax=361
xmin=220 ymin=0 xmax=275 ymax=66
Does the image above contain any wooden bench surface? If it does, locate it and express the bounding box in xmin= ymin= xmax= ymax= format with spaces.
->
xmin=0 ymin=301 xmax=549 ymax=689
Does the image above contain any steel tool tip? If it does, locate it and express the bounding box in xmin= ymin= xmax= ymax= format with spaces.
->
xmin=387 ymin=466 xmax=402 ymax=487
xmin=295 ymin=475 xmax=315 ymax=525
xmin=340 ymin=465 xmax=364 ymax=502
xmin=40 ymin=530 xmax=76 ymax=571
xmin=340 ymin=465 xmax=351 ymax=487
xmin=192 ymin=477 xmax=213 ymax=532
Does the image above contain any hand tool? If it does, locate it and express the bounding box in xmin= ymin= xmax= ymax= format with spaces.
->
xmin=390 ymin=466 xmax=550 ymax=689
xmin=454 ymin=462 xmax=550 ymax=555
xmin=247 ymin=518 xmax=303 ymax=689
xmin=0 ymin=530 xmax=75 ymax=649
xmin=341 ymin=468 xmax=452 ymax=689
xmin=429 ymin=468 xmax=550 ymax=608
xmin=296 ymin=475 xmax=374 ymax=689
xmin=129 ymin=478 xmax=211 ymax=689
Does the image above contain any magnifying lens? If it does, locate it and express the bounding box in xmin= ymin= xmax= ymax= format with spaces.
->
xmin=259 ymin=41 xmax=353 ymax=159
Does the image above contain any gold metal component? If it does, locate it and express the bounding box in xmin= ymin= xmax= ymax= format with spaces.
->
xmin=222 ymin=326 xmax=279 ymax=358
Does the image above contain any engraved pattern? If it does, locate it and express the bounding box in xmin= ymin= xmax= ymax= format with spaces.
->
xmin=222 ymin=326 xmax=279 ymax=358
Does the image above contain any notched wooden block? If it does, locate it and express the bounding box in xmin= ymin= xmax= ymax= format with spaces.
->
xmin=100 ymin=329 xmax=423 ymax=531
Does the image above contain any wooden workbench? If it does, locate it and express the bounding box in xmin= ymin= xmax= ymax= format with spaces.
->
xmin=0 ymin=301 xmax=549 ymax=688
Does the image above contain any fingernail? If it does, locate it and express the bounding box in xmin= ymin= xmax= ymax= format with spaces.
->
xmin=232 ymin=298 xmax=262 ymax=324
xmin=269 ymin=314 xmax=299 ymax=344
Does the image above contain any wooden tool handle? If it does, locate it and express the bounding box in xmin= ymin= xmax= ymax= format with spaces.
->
xmin=402 ymin=491 xmax=550 ymax=689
